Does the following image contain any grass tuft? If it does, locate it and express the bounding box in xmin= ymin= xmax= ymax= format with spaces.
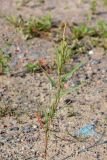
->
xmin=0 ymin=49 xmax=11 ymax=75
xmin=7 ymin=14 xmax=52 ymax=39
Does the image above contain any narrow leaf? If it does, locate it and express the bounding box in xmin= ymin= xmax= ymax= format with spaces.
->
xmin=62 ymin=62 xmax=84 ymax=82
xmin=41 ymin=67 xmax=56 ymax=87
xmin=60 ymin=82 xmax=85 ymax=97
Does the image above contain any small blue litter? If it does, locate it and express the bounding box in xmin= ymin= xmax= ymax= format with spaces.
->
xmin=74 ymin=124 xmax=98 ymax=137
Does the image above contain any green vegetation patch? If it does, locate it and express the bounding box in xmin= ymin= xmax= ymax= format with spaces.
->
xmin=7 ymin=14 xmax=52 ymax=39
xmin=0 ymin=49 xmax=11 ymax=75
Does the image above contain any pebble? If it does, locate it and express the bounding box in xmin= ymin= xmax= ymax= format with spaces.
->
xmin=91 ymin=60 xmax=101 ymax=65
xmin=64 ymin=99 xmax=75 ymax=105
xmin=10 ymin=127 xmax=19 ymax=131
xmin=22 ymin=125 xmax=37 ymax=133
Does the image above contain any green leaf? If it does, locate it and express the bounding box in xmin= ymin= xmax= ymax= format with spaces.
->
xmin=35 ymin=14 xmax=52 ymax=31
xmin=41 ymin=67 xmax=56 ymax=87
xmin=47 ymin=75 xmax=56 ymax=87
xmin=44 ymin=111 xmax=49 ymax=124
xmin=62 ymin=62 xmax=84 ymax=82
xmin=26 ymin=62 xmax=39 ymax=72
xmin=60 ymin=85 xmax=81 ymax=97
xmin=60 ymin=81 xmax=85 ymax=97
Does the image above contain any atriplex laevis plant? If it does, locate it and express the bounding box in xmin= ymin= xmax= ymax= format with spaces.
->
xmin=35 ymin=23 xmax=84 ymax=159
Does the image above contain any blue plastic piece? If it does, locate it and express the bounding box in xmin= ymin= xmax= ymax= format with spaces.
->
xmin=74 ymin=124 xmax=97 ymax=137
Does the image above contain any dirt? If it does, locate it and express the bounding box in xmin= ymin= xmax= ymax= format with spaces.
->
xmin=0 ymin=0 xmax=107 ymax=160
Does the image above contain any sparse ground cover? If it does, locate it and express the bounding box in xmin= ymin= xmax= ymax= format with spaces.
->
xmin=0 ymin=0 xmax=107 ymax=160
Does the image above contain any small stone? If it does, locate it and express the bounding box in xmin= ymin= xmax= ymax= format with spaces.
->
xmin=91 ymin=60 xmax=101 ymax=65
xmin=88 ymin=50 xmax=94 ymax=55
xmin=64 ymin=99 xmax=75 ymax=105
xmin=22 ymin=125 xmax=32 ymax=133
xmin=10 ymin=127 xmax=19 ymax=131
xmin=100 ymin=112 xmax=104 ymax=115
